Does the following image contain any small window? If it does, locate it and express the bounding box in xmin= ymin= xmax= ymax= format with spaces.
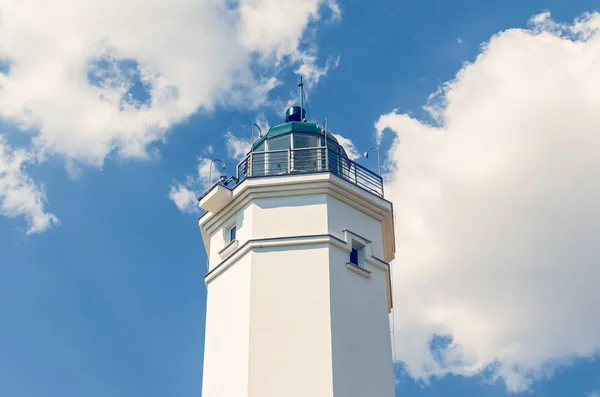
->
xmin=350 ymin=248 xmax=359 ymax=265
xmin=349 ymin=241 xmax=365 ymax=267
xmin=229 ymin=225 xmax=237 ymax=242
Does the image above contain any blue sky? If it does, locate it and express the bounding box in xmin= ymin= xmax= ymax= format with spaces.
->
xmin=1 ymin=1 xmax=600 ymax=396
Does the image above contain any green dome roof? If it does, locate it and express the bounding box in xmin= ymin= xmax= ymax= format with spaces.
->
xmin=252 ymin=121 xmax=339 ymax=150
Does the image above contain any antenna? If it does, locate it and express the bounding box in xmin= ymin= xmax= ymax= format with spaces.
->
xmin=298 ymin=77 xmax=304 ymax=121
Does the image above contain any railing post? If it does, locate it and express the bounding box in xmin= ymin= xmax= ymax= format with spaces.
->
xmin=288 ymin=148 xmax=292 ymax=173
xmin=325 ymin=143 xmax=329 ymax=171
xmin=249 ymin=152 xmax=253 ymax=177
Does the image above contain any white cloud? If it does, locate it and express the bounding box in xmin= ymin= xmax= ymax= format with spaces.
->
xmin=277 ymin=52 xmax=340 ymax=113
xmin=170 ymin=115 xmax=271 ymax=209
xmin=457 ymin=38 xmax=463 ymax=44
xmin=197 ymin=157 xmax=226 ymax=187
xmin=238 ymin=0 xmax=336 ymax=61
xmin=587 ymin=392 xmax=600 ymax=397
xmin=225 ymin=132 xmax=252 ymax=161
xmin=295 ymin=54 xmax=341 ymax=88
xmin=0 ymin=136 xmax=58 ymax=234
xmin=0 ymin=0 xmax=339 ymax=230
xmin=168 ymin=183 xmax=197 ymax=213
xmin=326 ymin=0 xmax=342 ymax=20
xmin=331 ymin=133 xmax=360 ymax=160
xmin=169 ymin=157 xmax=227 ymax=213
xmin=376 ymin=11 xmax=600 ymax=392
xmin=255 ymin=114 xmax=271 ymax=136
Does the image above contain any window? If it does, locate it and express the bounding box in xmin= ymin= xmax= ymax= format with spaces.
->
xmin=251 ymin=151 xmax=266 ymax=176
xmin=266 ymin=135 xmax=290 ymax=151
xmin=349 ymin=241 xmax=365 ymax=267
xmin=350 ymin=248 xmax=359 ymax=265
xmin=266 ymin=135 xmax=290 ymax=174
xmin=229 ymin=225 xmax=237 ymax=242
xmin=292 ymin=134 xmax=323 ymax=172
xmin=292 ymin=133 xmax=320 ymax=149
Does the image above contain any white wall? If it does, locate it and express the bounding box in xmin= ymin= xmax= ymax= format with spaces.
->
xmin=202 ymin=253 xmax=252 ymax=397
xmin=208 ymin=201 xmax=253 ymax=269
xmin=326 ymin=195 xmax=385 ymax=259
xmin=248 ymin=245 xmax=334 ymax=397
xmin=201 ymin=176 xmax=394 ymax=397
xmin=328 ymin=246 xmax=395 ymax=397
xmin=251 ymin=194 xmax=328 ymax=239
xmin=208 ymin=195 xmax=329 ymax=270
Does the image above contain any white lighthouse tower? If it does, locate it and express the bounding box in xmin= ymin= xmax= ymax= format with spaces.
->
xmin=197 ymin=102 xmax=396 ymax=397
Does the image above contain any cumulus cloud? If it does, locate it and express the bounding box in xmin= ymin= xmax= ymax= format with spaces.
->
xmin=168 ymin=183 xmax=198 ymax=213
xmin=0 ymin=0 xmax=338 ymax=164
xmin=0 ymin=0 xmax=339 ymax=229
xmin=0 ymin=136 xmax=58 ymax=234
xmin=377 ymin=11 xmax=600 ymax=392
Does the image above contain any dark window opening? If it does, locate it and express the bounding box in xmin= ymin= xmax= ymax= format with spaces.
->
xmin=229 ymin=226 xmax=237 ymax=242
xmin=350 ymin=248 xmax=359 ymax=265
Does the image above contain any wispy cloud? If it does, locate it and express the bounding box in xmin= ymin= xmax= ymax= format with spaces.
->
xmin=295 ymin=54 xmax=341 ymax=88
xmin=0 ymin=136 xmax=59 ymax=234
xmin=225 ymin=132 xmax=252 ymax=161
xmin=168 ymin=157 xmax=227 ymax=213
xmin=255 ymin=114 xmax=271 ymax=137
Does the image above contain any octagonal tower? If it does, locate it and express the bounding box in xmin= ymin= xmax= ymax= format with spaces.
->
xmin=198 ymin=106 xmax=395 ymax=397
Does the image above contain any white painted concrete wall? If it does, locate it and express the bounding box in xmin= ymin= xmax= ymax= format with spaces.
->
xmin=251 ymin=194 xmax=328 ymax=239
xmin=208 ymin=195 xmax=328 ymax=270
xmin=328 ymin=246 xmax=394 ymax=397
xmin=248 ymin=245 xmax=334 ymax=397
xmin=326 ymin=195 xmax=385 ymax=259
xmin=201 ymin=253 xmax=251 ymax=397
xmin=208 ymin=202 xmax=253 ymax=269
xmin=201 ymin=174 xmax=394 ymax=397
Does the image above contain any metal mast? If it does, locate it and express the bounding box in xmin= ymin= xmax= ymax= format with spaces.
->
xmin=298 ymin=77 xmax=304 ymax=121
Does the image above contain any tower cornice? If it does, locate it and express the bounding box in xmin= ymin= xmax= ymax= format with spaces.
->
xmin=198 ymin=172 xmax=395 ymax=262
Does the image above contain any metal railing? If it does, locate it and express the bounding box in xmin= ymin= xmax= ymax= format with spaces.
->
xmin=236 ymin=146 xmax=384 ymax=197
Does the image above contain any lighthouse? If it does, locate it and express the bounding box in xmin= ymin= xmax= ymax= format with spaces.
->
xmin=197 ymin=101 xmax=396 ymax=396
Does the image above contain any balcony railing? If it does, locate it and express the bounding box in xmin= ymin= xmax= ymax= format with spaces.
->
xmin=235 ymin=146 xmax=384 ymax=197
